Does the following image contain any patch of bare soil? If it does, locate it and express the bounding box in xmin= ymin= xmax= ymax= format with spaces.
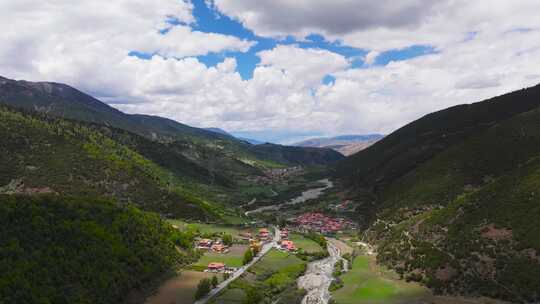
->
xmin=145 ymin=271 xmax=221 ymax=304
xmin=480 ymin=224 xmax=512 ymax=241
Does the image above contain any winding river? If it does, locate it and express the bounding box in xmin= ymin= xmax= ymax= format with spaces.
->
xmin=245 ymin=178 xmax=333 ymax=215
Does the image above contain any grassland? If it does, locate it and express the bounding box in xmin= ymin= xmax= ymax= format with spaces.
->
xmin=194 ymin=245 xmax=248 ymax=268
xmin=250 ymin=249 xmax=306 ymax=276
xmin=167 ymin=219 xmax=256 ymax=238
xmin=211 ymin=250 xmax=307 ymax=304
xmin=332 ymin=256 xmax=428 ymax=304
xmin=289 ymin=233 xmax=324 ymax=253
xmin=211 ymin=288 xmax=246 ymax=304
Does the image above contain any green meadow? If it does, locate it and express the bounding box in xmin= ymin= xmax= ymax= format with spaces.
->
xmin=289 ymin=233 xmax=324 ymax=253
xmin=194 ymin=245 xmax=248 ymax=268
xmin=332 ymin=256 xmax=428 ymax=304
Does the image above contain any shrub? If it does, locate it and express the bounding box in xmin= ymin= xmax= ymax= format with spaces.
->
xmin=194 ymin=278 xmax=212 ymax=300
xmin=243 ymin=248 xmax=254 ymax=265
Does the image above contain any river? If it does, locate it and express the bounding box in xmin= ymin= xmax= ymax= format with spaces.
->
xmin=245 ymin=178 xmax=333 ymax=215
xmin=297 ymin=241 xmax=342 ymax=304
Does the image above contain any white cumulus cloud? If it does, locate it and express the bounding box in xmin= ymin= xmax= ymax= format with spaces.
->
xmin=2 ymin=0 xmax=540 ymax=142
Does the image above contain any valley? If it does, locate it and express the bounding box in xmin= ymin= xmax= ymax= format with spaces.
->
xmin=1 ymin=76 xmax=539 ymax=304
xmin=143 ymin=179 xmax=509 ymax=304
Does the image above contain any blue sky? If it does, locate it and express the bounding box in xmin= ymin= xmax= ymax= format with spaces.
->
xmin=133 ymin=0 xmax=437 ymax=82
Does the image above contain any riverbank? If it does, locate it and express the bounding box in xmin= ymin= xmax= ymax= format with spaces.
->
xmin=297 ymin=241 xmax=342 ymax=304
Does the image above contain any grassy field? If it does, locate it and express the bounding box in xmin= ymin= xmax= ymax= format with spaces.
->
xmin=194 ymin=245 xmax=248 ymax=268
xmin=289 ymin=233 xmax=324 ymax=253
xmin=332 ymin=256 xmax=428 ymax=304
xmin=211 ymin=288 xmax=246 ymax=304
xmin=211 ymin=249 xmax=307 ymax=304
xmin=250 ymin=249 xmax=306 ymax=275
xmin=145 ymin=271 xmax=222 ymax=304
xmin=167 ymin=219 xmax=258 ymax=238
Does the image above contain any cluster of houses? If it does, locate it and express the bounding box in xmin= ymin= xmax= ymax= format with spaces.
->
xmin=201 ymin=228 xmax=274 ymax=273
xmin=196 ymin=238 xmax=229 ymax=253
xmin=206 ymin=262 xmax=237 ymax=274
xmin=246 ymin=166 xmax=303 ymax=184
xmin=264 ymin=166 xmax=303 ymax=180
xmin=293 ymin=212 xmax=355 ymax=234
xmin=278 ymin=228 xmax=297 ymax=252
xmin=280 ymin=240 xmax=296 ymax=252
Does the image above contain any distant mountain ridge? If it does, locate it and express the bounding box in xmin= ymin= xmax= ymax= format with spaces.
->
xmin=293 ymin=134 xmax=384 ymax=156
xmin=237 ymin=137 xmax=264 ymax=145
xmin=203 ymin=127 xmax=233 ymax=137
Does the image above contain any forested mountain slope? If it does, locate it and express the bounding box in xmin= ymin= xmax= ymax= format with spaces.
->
xmin=335 ymin=85 xmax=540 ymax=302
xmin=0 ymin=195 xmax=190 ymax=304
xmin=0 ymin=105 xmax=223 ymax=220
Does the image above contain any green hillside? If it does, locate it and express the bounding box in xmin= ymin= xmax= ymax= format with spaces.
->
xmin=0 ymin=195 xmax=190 ymax=304
xmin=375 ymin=155 xmax=540 ymax=302
xmin=0 ymin=105 xmax=223 ymax=220
xmin=335 ymin=85 xmax=540 ymax=302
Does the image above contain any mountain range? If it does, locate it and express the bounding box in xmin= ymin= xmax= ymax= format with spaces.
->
xmin=3 ymin=73 xmax=540 ymax=303
xmin=293 ymin=134 xmax=384 ymax=156
xmin=204 ymin=127 xmax=265 ymax=145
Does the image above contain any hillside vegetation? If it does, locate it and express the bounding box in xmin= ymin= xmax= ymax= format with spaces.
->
xmin=0 ymin=195 xmax=189 ymax=304
xmin=337 ymin=85 xmax=540 ymax=189
xmin=0 ymin=105 xmax=222 ymax=220
xmin=336 ymin=85 xmax=540 ymax=302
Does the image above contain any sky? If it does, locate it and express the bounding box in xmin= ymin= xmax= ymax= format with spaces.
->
xmin=2 ymin=1 xmax=540 ymax=143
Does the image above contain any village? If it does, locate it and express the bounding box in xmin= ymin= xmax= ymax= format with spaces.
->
xmin=192 ymin=211 xmax=355 ymax=274
xmin=194 ymin=227 xmax=296 ymax=274
xmin=245 ymin=166 xmax=303 ymax=184
xmin=290 ymin=212 xmax=357 ymax=234
xmin=148 ymin=179 xmax=361 ymax=304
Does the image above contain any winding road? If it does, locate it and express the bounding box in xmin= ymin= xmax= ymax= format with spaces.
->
xmin=193 ymin=226 xmax=281 ymax=304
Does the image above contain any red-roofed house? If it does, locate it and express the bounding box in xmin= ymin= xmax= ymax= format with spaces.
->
xmin=207 ymin=262 xmax=225 ymax=271
xmin=280 ymin=240 xmax=296 ymax=252
xmin=259 ymin=228 xmax=270 ymax=239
